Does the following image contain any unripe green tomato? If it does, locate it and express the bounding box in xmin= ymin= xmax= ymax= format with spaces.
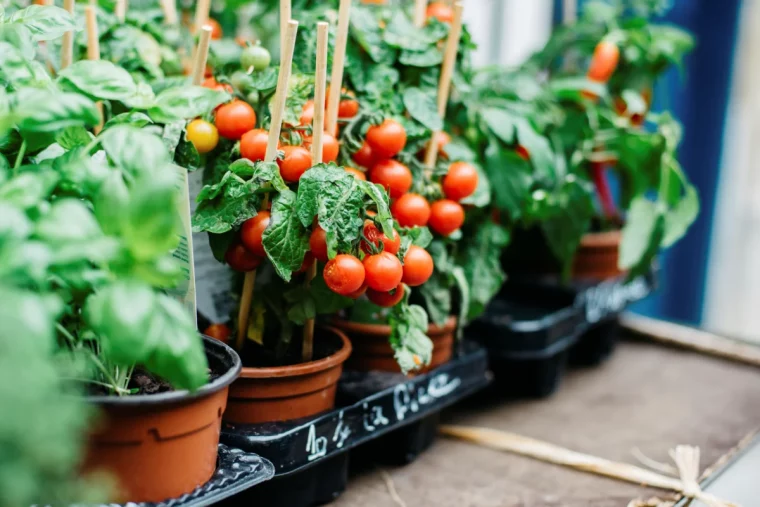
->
xmin=230 ymin=70 xmax=249 ymax=92
xmin=246 ymin=90 xmax=260 ymax=105
xmin=241 ymin=44 xmax=271 ymax=72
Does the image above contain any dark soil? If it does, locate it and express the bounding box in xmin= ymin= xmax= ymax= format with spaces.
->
xmin=238 ymin=328 xmax=344 ymax=368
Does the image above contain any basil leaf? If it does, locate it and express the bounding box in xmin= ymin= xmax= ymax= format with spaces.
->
xmin=262 ymin=189 xmax=309 ymax=282
xmin=8 ymin=5 xmax=76 ymax=42
xmin=100 ymin=126 xmax=169 ymax=177
xmin=14 ymin=89 xmax=99 ymax=133
xmin=0 ymin=171 xmax=58 ymax=210
xmin=403 ymin=87 xmax=442 ymax=131
xmin=35 ymin=199 xmax=102 ymax=243
xmin=0 ymin=25 xmax=35 ymax=62
xmin=58 ymin=60 xmax=137 ymax=101
xmin=55 ymin=126 xmax=93 ymax=150
xmin=148 ymin=86 xmax=230 ymax=123
xmin=102 ymin=111 xmax=153 ymax=130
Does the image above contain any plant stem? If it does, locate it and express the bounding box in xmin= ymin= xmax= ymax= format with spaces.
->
xmin=13 ymin=140 xmax=27 ymax=174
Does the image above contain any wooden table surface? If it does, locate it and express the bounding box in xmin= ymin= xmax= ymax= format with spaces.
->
xmin=333 ymin=336 xmax=760 ymax=507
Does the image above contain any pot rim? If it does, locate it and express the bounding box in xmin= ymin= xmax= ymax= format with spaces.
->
xmin=332 ymin=315 xmax=457 ymax=337
xmin=85 ymin=335 xmax=242 ymax=407
xmin=579 ymin=229 xmax=622 ymax=248
xmin=238 ymin=326 xmax=352 ymax=379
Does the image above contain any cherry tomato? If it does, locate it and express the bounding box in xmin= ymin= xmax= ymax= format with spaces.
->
xmin=366 ymin=119 xmax=407 ymax=159
xmin=426 ymin=2 xmax=454 ymax=23
xmin=423 ymin=131 xmax=451 ymax=159
xmin=309 ymin=225 xmax=329 ymax=262
xmin=361 ymin=221 xmax=401 ymax=255
xmin=345 ymin=167 xmax=367 ymax=180
xmin=322 ymin=132 xmax=340 ymax=163
xmin=516 ymin=145 xmax=530 ymax=161
xmin=352 ymin=141 xmax=376 ymax=168
xmin=442 ymin=161 xmax=478 ymax=201
xmin=225 ymin=243 xmax=262 ymax=272
xmin=204 ymin=323 xmax=231 ymax=343
xmin=241 ymin=43 xmax=271 ymax=71
xmin=240 ymin=128 xmax=269 ymax=162
xmin=370 ymin=159 xmax=412 ymax=199
xmin=240 ymin=211 xmax=270 ymax=257
xmin=204 ymin=19 xmax=223 ymax=40
xmin=346 ymin=281 xmax=368 ymax=299
xmin=362 ymin=0 xmax=387 ymax=4
xmin=202 ymin=77 xmax=233 ymax=93
xmin=324 ymin=254 xmax=366 ymax=296
xmin=325 ymin=86 xmax=360 ymax=119
xmin=391 ymin=193 xmax=431 ymax=227
xmin=588 ymin=40 xmax=620 ymax=83
xmin=186 ymin=119 xmax=219 ymax=154
xmin=429 ymin=199 xmax=465 ymax=236
xmin=363 ymin=251 xmax=403 ymax=292
xmin=300 ymin=100 xmax=315 ymax=127
xmin=402 ymin=245 xmax=434 ymax=287
xmin=367 ymin=284 xmax=405 ymax=308
xmin=216 ymin=100 xmax=256 ymax=140
xmin=278 ymin=145 xmax=313 ymax=182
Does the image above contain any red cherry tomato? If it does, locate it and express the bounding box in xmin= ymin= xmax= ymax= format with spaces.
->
xmin=361 ymin=221 xmax=401 ymax=255
xmin=339 ymin=97 xmax=359 ymax=119
xmin=516 ymin=145 xmax=530 ymax=161
xmin=323 ymin=254 xmax=366 ymax=296
xmin=366 ymin=119 xmax=407 ymax=159
xmin=588 ymin=40 xmax=620 ymax=83
xmin=216 ymin=100 xmax=257 ymax=140
xmin=352 ymin=141 xmax=376 ymax=168
xmin=278 ymin=145 xmax=313 ymax=182
xmin=402 ymin=245 xmax=434 ymax=287
xmin=346 ymin=281 xmax=368 ymax=299
xmin=426 ymin=2 xmax=454 ymax=23
xmin=204 ymin=19 xmax=223 ymax=40
xmin=300 ymin=100 xmax=315 ymax=127
xmin=321 ymin=132 xmax=340 ymax=163
xmin=370 ymin=159 xmax=413 ymax=199
xmin=442 ymin=161 xmax=478 ymax=201
xmin=391 ymin=193 xmax=431 ymax=227
xmin=204 ymin=323 xmax=231 ymax=343
xmin=363 ymin=251 xmax=403 ymax=292
xmin=428 ymin=199 xmax=465 ymax=236
xmin=345 ymin=167 xmax=367 ymax=180
xmin=240 ymin=128 xmax=270 ymax=162
xmin=240 ymin=211 xmax=270 ymax=257
xmin=225 ymin=243 xmax=262 ymax=272
xmin=367 ymin=284 xmax=405 ymax=308
xmin=309 ymin=225 xmax=329 ymax=262
xmin=202 ymin=77 xmax=233 ymax=93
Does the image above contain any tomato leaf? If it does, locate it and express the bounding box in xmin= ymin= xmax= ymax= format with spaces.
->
xmin=457 ymin=221 xmax=510 ymax=320
xmin=57 ymin=60 xmax=137 ymax=101
xmin=192 ymin=172 xmax=260 ymax=234
xmin=403 ymin=87 xmax=442 ymax=131
xmin=148 ymin=86 xmax=230 ymax=123
xmin=389 ymin=300 xmax=433 ymax=374
xmin=419 ymin=268 xmax=451 ymax=327
xmin=484 ymin=138 xmax=531 ymax=218
xmin=399 ymin=47 xmax=443 ymax=67
xmin=619 ymin=197 xmax=666 ymax=276
xmin=350 ymin=6 xmax=397 ymax=64
xmin=358 ymin=180 xmax=394 ymax=237
xmin=270 ymin=72 xmax=314 ymax=127
xmin=262 ymin=189 xmax=310 ymax=282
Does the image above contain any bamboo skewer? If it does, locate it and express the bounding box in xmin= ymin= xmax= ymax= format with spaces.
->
xmin=85 ymin=6 xmax=103 ymax=135
xmin=161 ymin=0 xmax=179 ymax=25
xmin=115 ymin=0 xmax=127 ymax=23
xmin=414 ymin=0 xmax=427 ymax=28
xmin=235 ymin=20 xmax=300 ymax=351
xmin=60 ymin=0 xmax=75 ymax=70
xmin=301 ymin=22 xmax=329 ymax=363
xmin=190 ymin=26 xmax=212 ymax=86
xmin=325 ymin=0 xmax=352 ymax=137
xmin=280 ymin=0 xmax=292 ymax=66
xmin=194 ymin=0 xmax=211 ymax=35
xmin=423 ymin=1 xmax=463 ymax=169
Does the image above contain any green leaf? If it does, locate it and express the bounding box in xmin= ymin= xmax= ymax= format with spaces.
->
xmin=451 ymin=266 xmax=471 ymax=329
xmin=270 ymin=72 xmax=314 ymax=127
xmin=14 ymin=89 xmax=99 ymax=133
xmin=389 ymin=301 xmax=433 ymax=374
xmin=51 ymin=147 xmax=110 ymax=197
xmin=662 ymin=185 xmax=699 ymax=248
xmin=549 ymin=76 xmax=606 ymax=101
xmin=399 ymin=47 xmax=443 ymax=67
xmin=359 ymin=180 xmax=394 ymax=237
xmin=514 ymin=118 xmax=555 ymax=179
xmin=35 ymin=199 xmax=102 ymax=243
xmin=192 ymin=172 xmax=259 ymax=234
xmin=383 ymin=10 xmax=442 ymax=51
xmin=457 ymin=221 xmax=510 ymax=320
xmin=99 ymin=126 xmax=169 ymax=177
xmin=350 ymin=6 xmax=397 ymax=64
xmin=403 ymin=87 xmax=442 ymax=131
xmin=0 ymin=171 xmax=58 ymax=210
xmin=58 ymin=60 xmax=137 ymax=101
xmin=8 ymin=5 xmax=76 ymax=42
xmin=242 ymin=66 xmax=279 ymax=92
xmin=262 ymin=189 xmax=309 ymax=282
xmin=619 ymin=197 xmax=666 ymax=275
xmin=148 ymin=86 xmax=230 ymax=123
xmin=419 ymin=268 xmax=451 ymax=327
xmin=93 ymin=171 xmax=129 ymax=236
xmin=481 ymin=107 xmax=516 ymax=144
xmin=295 ymin=164 xmax=348 ymax=227
xmin=102 ymin=111 xmax=153 ymax=130
xmin=56 ymin=126 xmax=93 ymax=150
xmin=484 ymin=138 xmax=531 ymax=218
xmin=0 ymin=26 xmax=35 ymax=63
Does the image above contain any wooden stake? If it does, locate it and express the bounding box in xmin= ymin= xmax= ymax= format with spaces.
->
xmin=191 ymin=26 xmax=212 ymax=86
xmin=414 ymin=0 xmax=427 ymax=28
xmin=60 ymin=0 xmax=75 ymax=70
xmin=235 ymin=20 xmax=300 ymax=350
xmin=325 ymin=0 xmax=351 ymax=136
xmin=280 ymin=0 xmax=291 ymax=66
xmin=194 ymin=0 xmax=211 ymax=35
xmin=301 ymin=21 xmax=329 ymax=363
xmin=563 ymin=0 xmax=577 ymax=24
xmin=161 ymin=0 xmax=179 ymax=25
xmin=85 ymin=6 xmax=103 ymax=134
xmin=423 ymin=1 xmax=463 ymax=169
xmin=115 ymin=0 xmax=127 ymax=23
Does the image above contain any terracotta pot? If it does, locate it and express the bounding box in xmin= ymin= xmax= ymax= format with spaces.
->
xmin=224 ymin=327 xmax=352 ymax=425
xmin=83 ymin=336 xmax=241 ymax=503
xmin=334 ymin=316 xmax=456 ymax=374
xmin=571 ymin=230 xmax=624 ymax=281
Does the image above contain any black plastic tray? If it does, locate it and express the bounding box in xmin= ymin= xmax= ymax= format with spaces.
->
xmin=109 ymin=443 xmax=274 ymax=507
xmin=220 ymin=341 xmax=489 ymax=506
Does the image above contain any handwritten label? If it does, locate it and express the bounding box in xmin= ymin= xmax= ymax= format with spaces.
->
xmin=394 ymin=373 xmax=461 ymax=421
xmin=581 ymin=276 xmax=651 ymax=324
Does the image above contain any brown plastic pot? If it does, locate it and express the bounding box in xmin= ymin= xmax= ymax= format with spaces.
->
xmin=333 ymin=316 xmax=456 ymax=374
xmin=571 ymin=230 xmax=624 ymax=281
xmin=83 ymin=336 xmax=242 ymax=503
xmin=224 ymin=327 xmax=352 ymax=425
